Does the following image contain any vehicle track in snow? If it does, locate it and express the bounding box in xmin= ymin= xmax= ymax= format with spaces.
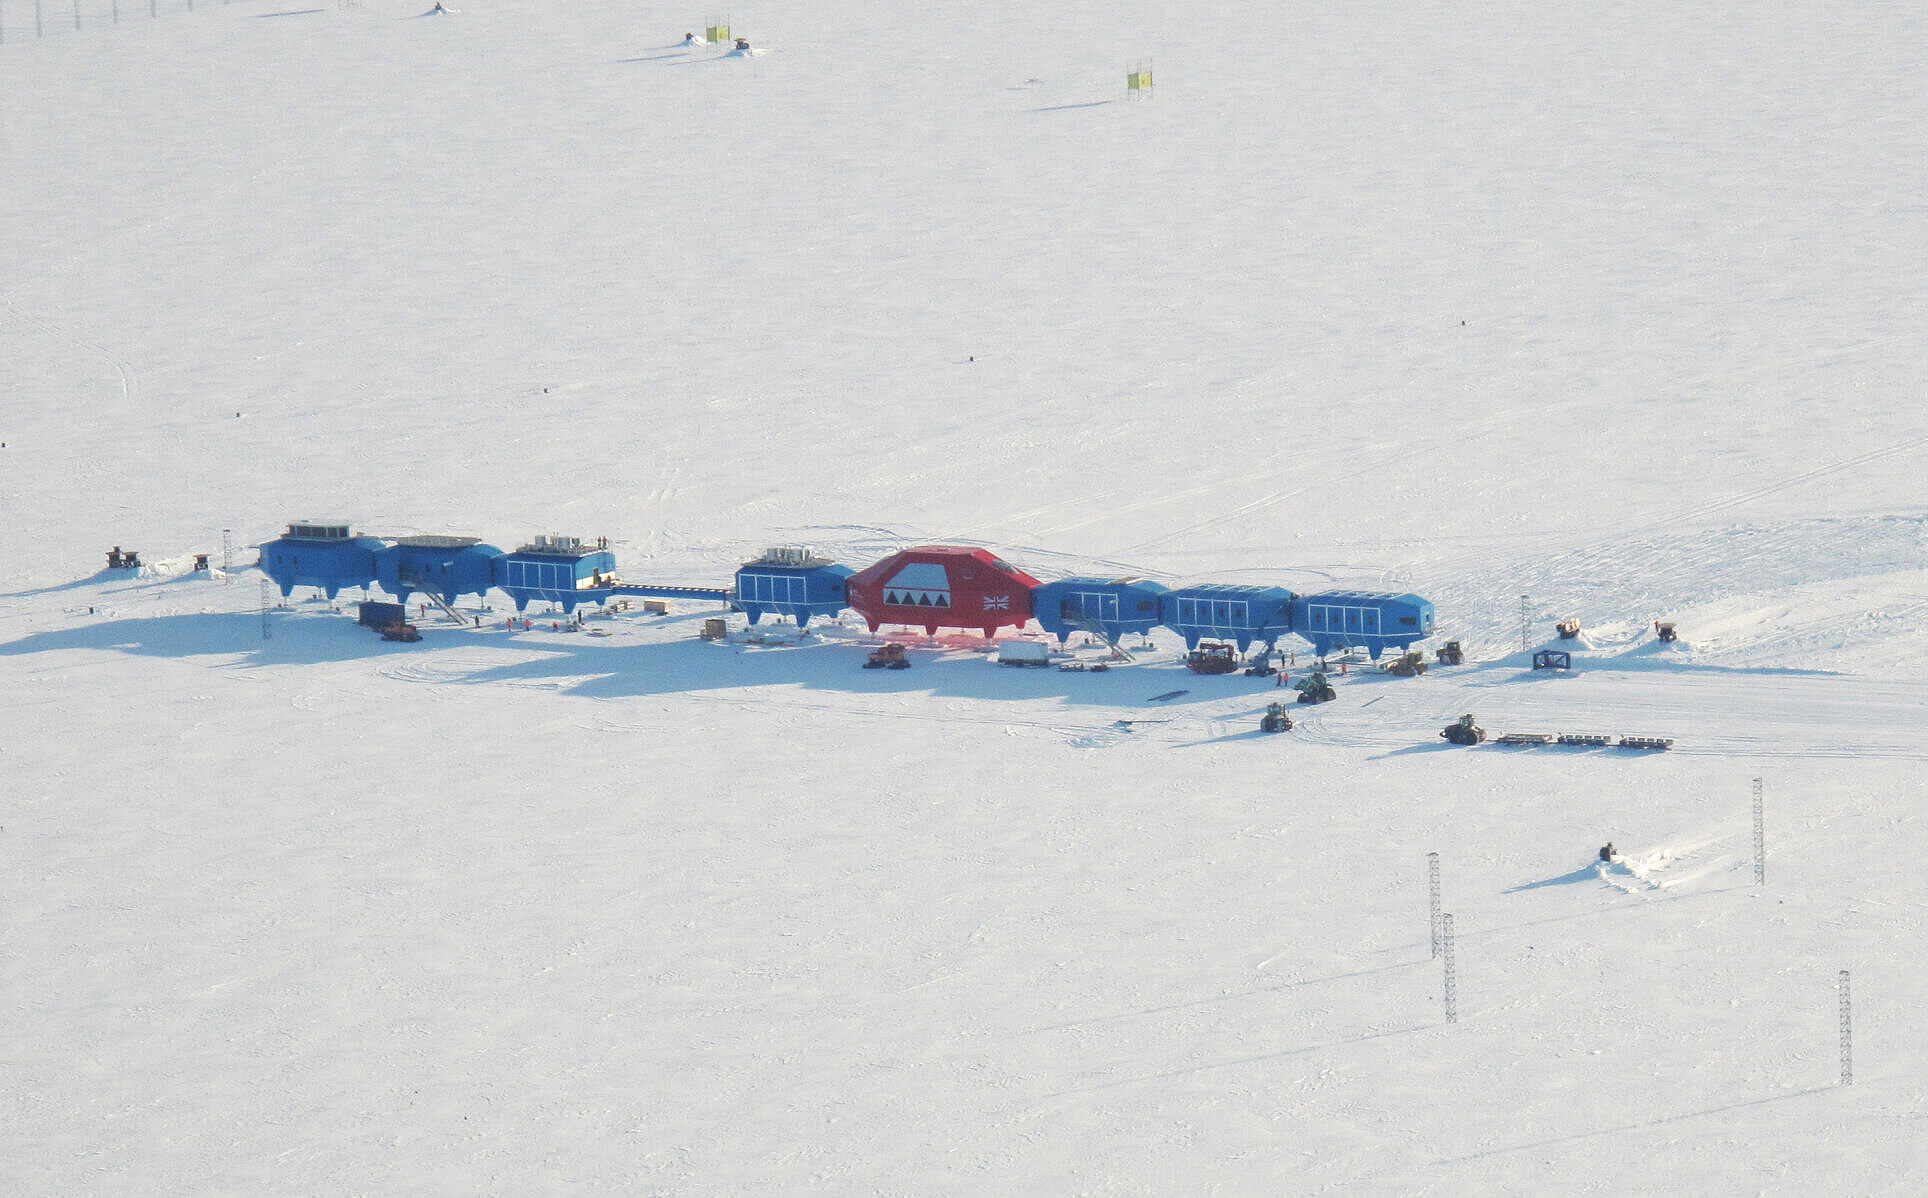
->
xmin=1289 ymin=666 xmax=1928 ymax=761
xmin=1621 ymin=433 xmax=1928 ymax=538
xmin=0 ymin=293 xmax=140 ymax=406
xmin=0 ymin=105 xmax=391 ymax=419
xmin=591 ymin=688 xmax=1151 ymax=748
xmin=1360 ymin=435 xmax=1928 ymax=664
xmin=1095 ymin=397 xmax=1600 ymax=561
xmin=1414 ymin=512 xmax=1928 ymax=664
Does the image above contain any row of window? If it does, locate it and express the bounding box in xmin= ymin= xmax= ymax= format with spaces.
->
xmin=1062 ymin=592 xmax=1122 ymax=621
xmin=502 ymin=560 xmax=589 ymax=591
xmin=737 ymin=572 xmax=809 ymax=604
xmin=1174 ymin=598 xmax=1262 ymax=627
xmin=1304 ymin=606 xmax=1381 ymax=633
xmin=1057 ymin=594 xmax=1415 ymax=636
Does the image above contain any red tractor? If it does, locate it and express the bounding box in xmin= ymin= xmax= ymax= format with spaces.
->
xmin=1186 ymin=643 xmax=1239 ymax=675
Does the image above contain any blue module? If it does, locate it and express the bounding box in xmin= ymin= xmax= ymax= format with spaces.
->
xmin=1290 ymin=590 xmax=1435 ymax=660
xmin=1032 ymin=576 xmax=1168 ymax=645
xmin=376 ymin=535 xmax=504 ymax=607
xmin=1159 ymin=583 xmax=1296 ymax=652
xmin=259 ymin=520 xmax=386 ymax=600
xmin=496 ymin=535 xmax=619 ymax=614
xmin=733 ymin=547 xmax=853 ymax=628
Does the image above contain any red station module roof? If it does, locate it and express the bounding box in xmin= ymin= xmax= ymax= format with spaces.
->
xmin=846 ymin=546 xmax=1041 ymax=638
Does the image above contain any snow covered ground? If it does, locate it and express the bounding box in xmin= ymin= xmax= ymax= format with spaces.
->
xmin=4 ymin=1 xmax=1927 ymax=1192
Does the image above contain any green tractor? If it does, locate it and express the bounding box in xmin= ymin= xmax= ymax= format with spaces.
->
xmin=1260 ymin=702 xmax=1294 ymax=733
xmin=1295 ymin=671 xmax=1336 ymax=705
xmin=1440 ymin=714 xmax=1486 ymax=745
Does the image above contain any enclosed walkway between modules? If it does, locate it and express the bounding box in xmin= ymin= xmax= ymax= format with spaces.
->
xmin=603 ymin=583 xmax=733 ymax=604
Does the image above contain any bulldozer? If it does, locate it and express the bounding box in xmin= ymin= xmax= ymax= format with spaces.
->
xmin=1260 ymin=702 xmax=1294 ymax=733
xmin=1435 ymin=640 xmax=1463 ymax=666
xmin=1295 ymin=671 xmax=1336 ymax=705
xmin=1186 ymin=643 xmax=1239 ymax=675
xmin=863 ymin=643 xmax=911 ymax=670
xmin=1440 ymin=714 xmax=1486 ymax=745
xmin=1386 ymin=650 xmax=1428 ymax=677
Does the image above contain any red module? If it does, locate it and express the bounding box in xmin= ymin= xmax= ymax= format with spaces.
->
xmin=846 ymin=546 xmax=1041 ymax=638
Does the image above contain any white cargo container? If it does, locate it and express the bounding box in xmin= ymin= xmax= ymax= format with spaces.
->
xmin=996 ymin=641 xmax=1051 ymax=667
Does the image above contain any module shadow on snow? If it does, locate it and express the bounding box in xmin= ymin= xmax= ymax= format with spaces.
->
xmin=431 ymin=630 xmax=1247 ymax=709
xmin=0 ymin=572 xmax=146 ymax=601
xmin=1032 ymin=101 xmax=1114 ymax=112
xmin=1 ymin=603 xmax=1266 ymax=709
xmin=0 ymin=610 xmax=399 ymax=666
